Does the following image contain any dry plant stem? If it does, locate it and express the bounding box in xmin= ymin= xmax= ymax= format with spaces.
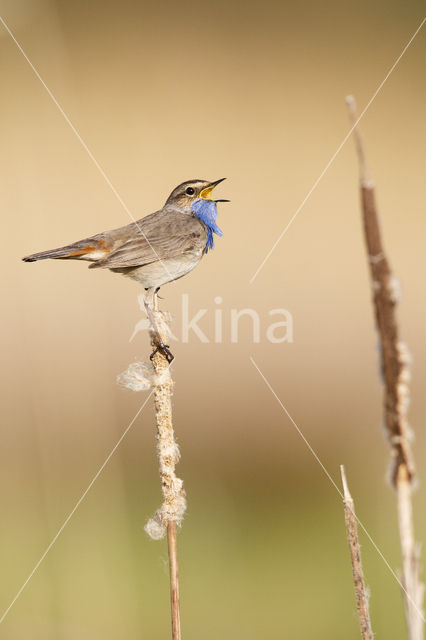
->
xmin=346 ymin=96 xmax=424 ymax=640
xmin=340 ymin=466 xmax=374 ymax=640
xmin=145 ymin=293 xmax=185 ymax=640
xmin=168 ymin=521 xmax=181 ymax=640
xmin=398 ymin=465 xmax=425 ymax=640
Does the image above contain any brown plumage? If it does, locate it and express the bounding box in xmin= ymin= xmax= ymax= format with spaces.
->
xmin=22 ymin=178 xmax=227 ymax=290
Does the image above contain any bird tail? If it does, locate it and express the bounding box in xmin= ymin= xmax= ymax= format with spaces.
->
xmin=22 ymin=241 xmax=98 ymax=263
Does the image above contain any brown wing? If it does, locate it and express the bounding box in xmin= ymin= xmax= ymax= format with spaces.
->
xmin=89 ymin=209 xmax=206 ymax=270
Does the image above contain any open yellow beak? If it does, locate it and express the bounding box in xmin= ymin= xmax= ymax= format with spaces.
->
xmin=200 ymin=178 xmax=226 ymax=200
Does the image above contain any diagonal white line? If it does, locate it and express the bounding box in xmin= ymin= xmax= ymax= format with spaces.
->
xmin=0 ymin=15 xmax=173 ymax=279
xmin=0 ymin=390 xmax=154 ymax=625
xmin=249 ymin=17 xmax=426 ymax=284
xmin=250 ymin=356 xmax=426 ymax=624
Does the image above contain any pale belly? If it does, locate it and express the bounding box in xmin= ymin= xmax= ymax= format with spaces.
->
xmin=112 ymin=250 xmax=204 ymax=288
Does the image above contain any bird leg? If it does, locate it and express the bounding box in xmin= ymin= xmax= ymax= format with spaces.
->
xmin=154 ymin=286 xmax=164 ymax=301
xmin=144 ymin=288 xmax=174 ymax=363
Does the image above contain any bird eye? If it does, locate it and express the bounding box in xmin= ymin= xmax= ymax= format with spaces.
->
xmin=185 ymin=187 xmax=195 ymax=196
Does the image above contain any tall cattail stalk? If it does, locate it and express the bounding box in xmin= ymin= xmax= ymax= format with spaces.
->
xmin=346 ymin=95 xmax=424 ymax=640
xmin=146 ymin=304 xmax=186 ymax=640
xmin=118 ymin=298 xmax=186 ymax=640
xmin=145 ymin=303 xmax=186 ymax=640
xmin=340 ymin=465 xmax=374 ymax=640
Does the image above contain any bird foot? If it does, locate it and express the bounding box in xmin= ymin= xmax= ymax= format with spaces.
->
xmin=150 ymin=343 xmax=174 ymax=364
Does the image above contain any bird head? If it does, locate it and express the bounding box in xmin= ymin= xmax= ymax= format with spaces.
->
xmin=165 ymin=178 xmax=229 ymax=211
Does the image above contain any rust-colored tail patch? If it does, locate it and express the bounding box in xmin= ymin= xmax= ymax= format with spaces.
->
xmin=66 ymin=246 xmax=97 ymax=257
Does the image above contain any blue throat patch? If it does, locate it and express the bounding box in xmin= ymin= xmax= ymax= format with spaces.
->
xmin=190 ymin=199 xmax=223 ymax=253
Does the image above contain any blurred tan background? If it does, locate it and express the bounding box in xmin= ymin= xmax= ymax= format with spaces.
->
xmin=1 ymin=0 xmax=425 ymax=637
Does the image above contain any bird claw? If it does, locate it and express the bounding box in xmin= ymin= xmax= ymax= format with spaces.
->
xmin=150 ymin=343 xmax=174 ymax=364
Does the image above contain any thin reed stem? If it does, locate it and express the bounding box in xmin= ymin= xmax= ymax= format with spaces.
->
xmin=340 ymin=466 xmax=374 ymax=640
xmin=167 ymin=521 xmax=181 ymax=640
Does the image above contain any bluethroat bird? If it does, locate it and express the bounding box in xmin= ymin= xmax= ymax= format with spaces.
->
xmin=23 ymin=178 xmax=229 ymax=362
